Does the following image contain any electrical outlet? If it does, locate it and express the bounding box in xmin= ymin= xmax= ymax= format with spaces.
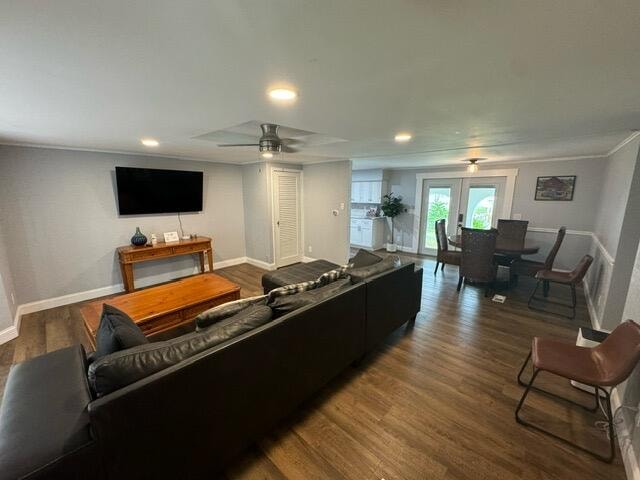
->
xmin=10 ymin=292 xmax=15 ymax=305
xmin=339 ymin=202 xmax=345 ymax=210
xmin=308 ymin=245 xmax=313 ymax=253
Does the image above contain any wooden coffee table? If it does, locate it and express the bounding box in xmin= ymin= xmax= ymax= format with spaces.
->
xmin=81 ymin=273 xmax=241 ymax=348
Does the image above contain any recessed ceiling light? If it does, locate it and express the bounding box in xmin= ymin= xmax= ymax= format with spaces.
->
xmin=262 ymin=152 xmax=274 ymax=159
xmin=455 ymin=131 xmax=461 ymax=135
xmin=394 ymin=132 xmax=412 ymax=142
xmin=268 ymin=88 xmax=298 ymax=101
xmin=141 ymin=138 xmax=159 ymax=147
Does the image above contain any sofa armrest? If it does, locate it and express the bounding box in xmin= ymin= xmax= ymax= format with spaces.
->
xmin=0 ymin=345 xmax=101 ymax=480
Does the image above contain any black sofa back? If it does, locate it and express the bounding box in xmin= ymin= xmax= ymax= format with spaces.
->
xmin=87 ymin=282 xmax=367 ymax=479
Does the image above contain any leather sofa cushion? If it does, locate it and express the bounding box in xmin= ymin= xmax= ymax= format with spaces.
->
xmin=268 ymin=278 xmax=351 ymax=318
xmin=0 ymin=345 xmax=95 ymax=480
xmin=261 ymin=259 xmax=339 ymax=293
xmin=349 ymin=249 xmax=383 ymax=268
xmin=95 ymin=304 xmax=148 ymax=359
xmin=195 ymin=295 xmax=267 ymax=330
xmin=349 ymin=255 xmax=400 ymax=284
xmin=88 ymin=304 xmax=273 ymax=397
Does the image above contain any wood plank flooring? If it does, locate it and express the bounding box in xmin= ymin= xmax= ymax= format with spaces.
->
xmin=0 ymin=256 xmax=627 ymax=479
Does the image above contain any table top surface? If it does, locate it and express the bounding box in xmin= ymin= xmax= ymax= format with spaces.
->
xmin=81 ymin=273 xmax=240 ymax=329
xmin=117 ymin=235 xmax=212 ymax=253
xmin=448 ymin=235 xmax=540 ymax=255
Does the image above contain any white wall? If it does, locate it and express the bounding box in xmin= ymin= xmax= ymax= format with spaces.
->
xmin=0 ymin=230 xmax=16 ymax=332
xmin=242 ymin=163 xmax=273 ymax=264
xmin=0 ymin=145 xmax=246 ymax=305
xmin=304 ymin=160 xmax=352 ymax=265
xmin=587 ymin=136 xmax=640 ymax=328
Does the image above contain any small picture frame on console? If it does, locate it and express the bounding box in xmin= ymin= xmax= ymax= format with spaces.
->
xmin=163 ymin=231 xmax=180 ymax=243
xmin=534 ymin=175 xmax=576 ymax=201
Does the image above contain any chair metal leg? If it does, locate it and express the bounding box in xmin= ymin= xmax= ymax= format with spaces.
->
xmin=441 ymin=262 xmax=445 ymax=272
xmin=457 ymin=276 xmax=463 ymax=292
xmin=528 ymin=281 xmax=577 ymax=319
xmin=434 ymin=262 xmax=439 ymax=274
xmin=543 ymin=280 xmax=550 ymax=297
xmin=515 ymin=368 xmax=615 ymax=462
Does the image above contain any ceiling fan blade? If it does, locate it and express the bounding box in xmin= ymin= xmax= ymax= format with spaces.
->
xmin=280 ymin=137 xmax=303 ymax=146
xmin=280 ymin=145 xmax=299 ymax=153
xmin=217 ymin=143 xmax=260 ymax=147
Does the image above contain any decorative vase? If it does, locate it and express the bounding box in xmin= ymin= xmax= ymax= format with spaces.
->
xmin=131 ymin=227 xmax=147 ymax=246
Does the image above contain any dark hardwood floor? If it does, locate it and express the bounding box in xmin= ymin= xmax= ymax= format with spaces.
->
xmin=0 ymin=256 xmax=626 ymax=479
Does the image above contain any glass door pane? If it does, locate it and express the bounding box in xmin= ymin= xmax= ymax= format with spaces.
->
xmin=425 ymin=187 xmax=452 ymax=250
xmin=464 ymin=187 xmax=496 ymax=229
xmin=419 ymin=179 xmax=461 ymax=256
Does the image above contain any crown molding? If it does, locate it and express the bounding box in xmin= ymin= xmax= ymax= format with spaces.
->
xmin=606 ymin=131 xmax=640 ymax=157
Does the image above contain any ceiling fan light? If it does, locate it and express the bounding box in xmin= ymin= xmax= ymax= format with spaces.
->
xmin=268 ymin=88 xmax=297 ymax=101
xmin=262 ymin=152 xmax=274 ymax=159
xmin=394 ymin=132 xmax=412 ymax=142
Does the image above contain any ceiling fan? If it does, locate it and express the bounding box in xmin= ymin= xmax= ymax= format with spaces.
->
xmin=217 ymin=123 xmax=300 ymax=154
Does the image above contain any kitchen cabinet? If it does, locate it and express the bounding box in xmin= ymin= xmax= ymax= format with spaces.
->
xmin=351 ymin=181 xmax=386 ymax=204
xmin=350 ymin=218 xmax=385 ymax=250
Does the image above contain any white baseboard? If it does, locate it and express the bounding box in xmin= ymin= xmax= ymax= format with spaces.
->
xmin=211 ymin=256 xmax=247 ymax=270
xmin=302 ymin=256 xmax=316 ymax=263
xmin=611 ymin=388 xmax=640 ymax=480
xmin=0 ymin=325 xmax=18 ymax=345
xmin=245 ymin=257 xmax=276 ymax=271
xmin=382 ymin=243 xmax=418 ymax=254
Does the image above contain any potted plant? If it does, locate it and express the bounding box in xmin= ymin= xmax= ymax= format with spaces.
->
xmin=381 ymin=192 xmax=405 ymax=252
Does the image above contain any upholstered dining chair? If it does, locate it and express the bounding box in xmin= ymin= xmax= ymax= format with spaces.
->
xmin=495 ymin=219 xmax=529 ymax=266
xmin=516 ymin=320 xmax=640 ymax=462
xmin=528 ymin=254 xmax=593 ymax=319
xmin=434 ymin=219 xmax=461 ymax=274
xmin=457 ymin=227 xmax=498 ymax=297
xmin=511 ymin=226 xmax=566 ymax=293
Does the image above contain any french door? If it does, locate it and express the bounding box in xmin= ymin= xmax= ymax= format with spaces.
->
xmin=418 ymin=176 xmax=506 ymax=256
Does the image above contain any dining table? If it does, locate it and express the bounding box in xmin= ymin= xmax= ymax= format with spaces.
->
xmin=448 ymin=235 xmax=540 ymax=256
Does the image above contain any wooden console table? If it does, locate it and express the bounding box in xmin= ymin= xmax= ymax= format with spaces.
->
xmin=118 ymin=236 xmax=213 ymax=292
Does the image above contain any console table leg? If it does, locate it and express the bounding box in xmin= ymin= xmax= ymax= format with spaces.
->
xmin=198 ymin=252 xmax=206 ymax=273
xmin=207 ymin=249 xmax=214 ymax=272
xmin=120 ymin=263 xmax=135 ymax=292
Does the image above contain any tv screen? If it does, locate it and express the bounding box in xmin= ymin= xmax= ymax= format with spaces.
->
xmin=115 ymin=167 xmax=203 ymax=215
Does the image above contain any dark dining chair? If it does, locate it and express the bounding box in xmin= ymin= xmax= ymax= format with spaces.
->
xmin=511 ymin=226 xmax=566 ymax=294
xmin=457 ymin=227 xmax=498 ymax=297
xmin=495 ymin=219 xmax=529 ymax=266
xmin=516 ymin=320 xmax=640 ymax=462
xmin=434 ymin=219 xmax=461 ymax=274
xmin=528 ymin=254 xmax=593 ymax=319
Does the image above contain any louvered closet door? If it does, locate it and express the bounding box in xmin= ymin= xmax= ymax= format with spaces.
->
xmin=273 ymin=170 xmax=302 ymax=267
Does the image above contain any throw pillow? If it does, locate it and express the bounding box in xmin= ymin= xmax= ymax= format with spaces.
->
xmin=316 ymin=264 xmax=352 ymax=287
xmin=348 ymin=255 xmax=401 ymax=284
xmin=266 ymin=279 xmax=319 ymax=303
xmin=88 ymin=304 xmax=273 ymax=397
xmin=269 ymin=278 xmax=351 ymax=318
xmin=95 ymin=304 xmax=148 ymax=359
xmin=349 ymin=249 xmax=383 ymax=269
xmin=195 ymin=295 xmax=267 ymax=330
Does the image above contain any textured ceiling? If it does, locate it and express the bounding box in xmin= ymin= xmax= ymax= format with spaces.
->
xmin=1 ymin=1 xmax=639 ymax=167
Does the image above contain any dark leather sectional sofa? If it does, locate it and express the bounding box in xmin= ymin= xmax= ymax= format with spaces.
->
xmin=0 ymin=261 xmax=423 ymax=479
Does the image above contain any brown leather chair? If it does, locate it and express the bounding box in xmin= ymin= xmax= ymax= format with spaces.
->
xmin=528 ymin=254 xmax=593 ymax=319
xmin=434 ymin=219 xmax=461 ymax=274
xmin=516 ymin=320 xmax=640 ymax=462
xmin=457 ymin=227 xmax=498 ymax=297
xmin=511 ymin=226 xmax=566 ymax=293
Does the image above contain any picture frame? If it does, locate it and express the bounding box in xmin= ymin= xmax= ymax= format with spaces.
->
xmin=534 ymin=176 xmax=576 ymax=201
xmin=163 ymin=231 xmax=180 ymax=243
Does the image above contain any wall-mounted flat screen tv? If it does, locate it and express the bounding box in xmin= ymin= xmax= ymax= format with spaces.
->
xmin=115 ymin=166 xmax=203 ymax=215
